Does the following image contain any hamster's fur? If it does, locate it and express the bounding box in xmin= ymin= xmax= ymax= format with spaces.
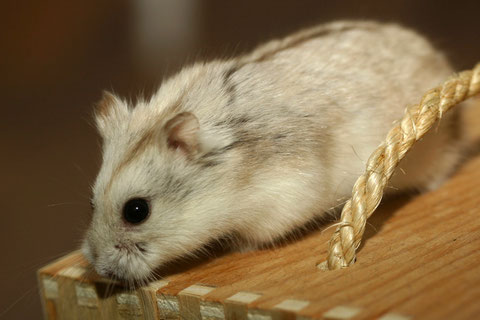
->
xmin=82 ymin=21 xmax=463 ymax=282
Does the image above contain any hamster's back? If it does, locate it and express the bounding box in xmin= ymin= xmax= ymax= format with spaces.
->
xmin=163 ymin=21 xmax=461 ymax=242
xmin=182 ymin=21 xmax=458 ymax=193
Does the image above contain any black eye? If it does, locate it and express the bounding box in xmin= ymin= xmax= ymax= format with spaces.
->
xmin=123 ymin=198 xmax=150 ymax=224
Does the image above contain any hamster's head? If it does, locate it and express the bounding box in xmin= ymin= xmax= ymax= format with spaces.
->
xmin=82 ymin=91 xmax=236 ymax=283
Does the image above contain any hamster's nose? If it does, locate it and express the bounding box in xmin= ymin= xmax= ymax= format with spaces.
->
xmin=123 ymin=198 xmax=150 ymax=224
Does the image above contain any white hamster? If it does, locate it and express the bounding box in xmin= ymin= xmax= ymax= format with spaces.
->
xmin=82 ymin=20 xmax=463 ymax=282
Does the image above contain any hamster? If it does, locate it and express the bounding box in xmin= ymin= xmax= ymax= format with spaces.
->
xmin=82 ymin=20 xmax=463 ymax=282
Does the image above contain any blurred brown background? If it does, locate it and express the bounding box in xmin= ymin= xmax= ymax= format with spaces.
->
xmin=1 ymin=1 xmax=479 ymax=318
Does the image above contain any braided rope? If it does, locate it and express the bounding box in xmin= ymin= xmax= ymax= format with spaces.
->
xmin=323 ymin=63 xmax=480 ymax=270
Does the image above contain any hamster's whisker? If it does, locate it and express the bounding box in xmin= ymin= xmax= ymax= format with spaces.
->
xmin=71 ymin=162 xmax=90 ymax=181
xmin=0 ymin=285 xmax=38 ymax=318
xmin=47 ymin=202 xmax=89 ymax=208
xmin=103 ymin=273 xmax=118 ymax=298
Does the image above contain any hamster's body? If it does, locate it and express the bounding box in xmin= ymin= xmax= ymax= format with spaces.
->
xmin=83 ymin=21 xmax=463 ymax=282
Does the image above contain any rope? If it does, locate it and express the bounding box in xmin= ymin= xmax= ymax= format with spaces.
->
xmin=322 ymin=62 xmax=480 ymax=270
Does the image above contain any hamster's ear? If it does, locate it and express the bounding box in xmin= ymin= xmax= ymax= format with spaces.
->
xmin=163 ymin=112 xmax=200 ymax=156
xmin=94 ymin=91 xmax=127 ymax=138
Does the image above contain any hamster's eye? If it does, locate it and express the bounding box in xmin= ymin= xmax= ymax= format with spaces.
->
xmin=123 ymin=198 xmax=150 ymax=224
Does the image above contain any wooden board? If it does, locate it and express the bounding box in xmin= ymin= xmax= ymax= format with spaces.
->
xmin=37 ymin=156 xmax=480 ymax=320
xmin=38 ymin=100 xmax=480 ymax=320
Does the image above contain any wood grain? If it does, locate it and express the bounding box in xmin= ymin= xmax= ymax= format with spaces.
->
xmin=38 ymin=101 xmax=480 ymax=319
